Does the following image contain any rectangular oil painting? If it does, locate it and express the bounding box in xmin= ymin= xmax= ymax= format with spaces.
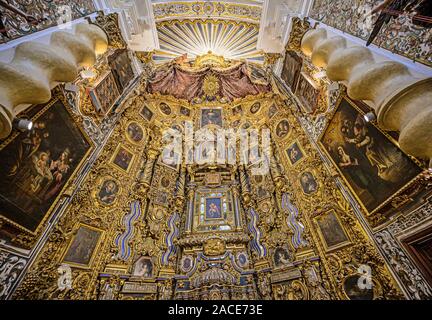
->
xmin=281 ymin=50 xmax=303 ymax=90
xmin=295 ymin=72 xmax=320 ymax=113
xmin=62 ymin=224 xmax=103 ymax=268
xmin=0 ymin=98 xmax=92 ymax=233
xmin=108 ymin=49 xmax=135 ymax=92
xmin=315 ymin=210 xmax=350 ymax=252
xmin=320 ymin=96 xmax=423 ymax=214
xmin=89 ymin=72 xmax=121 ymax=114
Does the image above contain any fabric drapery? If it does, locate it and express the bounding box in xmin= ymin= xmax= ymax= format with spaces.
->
xmin=148 ymin=62 xmax=271 ymax=101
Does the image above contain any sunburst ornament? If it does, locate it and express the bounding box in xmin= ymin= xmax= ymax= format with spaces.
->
xmin=203 ymin=74 xmax=220 ymax=98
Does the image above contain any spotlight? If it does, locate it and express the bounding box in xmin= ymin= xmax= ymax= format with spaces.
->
xmin=363 ymin=112 xmax=376 ymax=123
xmin=13 ymin=118 xmax=33 ymax=131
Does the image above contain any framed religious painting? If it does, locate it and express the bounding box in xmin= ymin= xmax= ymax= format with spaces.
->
xmin=108 ymin=49 xmax=135 ymax=92
xmin=249 ymin=101 xmax=262 ymax=115
xmin=0 ymin=96 xmax=93 ymax=234
xmin=131 ymin=256 xmax=154 ymax=279
xmin=314 ymin=209 xmax=351 ymax=253
xmin=159 ymin=102 xmax=172 ymax=116
xmin=274 ymin=119 xmax=291 ymax=140
xmin=299 ymin=171 xmax=319 ymax=196
xmin=273 ymin=245 xmax=293 ymax=269
xmin=140 ymin=105 xmax=154 ymax=122
xmin=285 ymin=140 xmax=306 ymax=167
xmin=200 ymin=108 xmax=223 ymax=128
xmin=180 ymin=106 xmax=191 ymax=117
xmin=88 ymin=71 xmax=121 ymax=115
xmin=109 ymin=144 xmax=136 ymax=174
xmin=193 ymin=189 xmax=235 ymax=233
xmin=61 ymin=223 xmax=104 ymax=269
xmin=295 ymin=72 xmax=320 ymax=114
xmin=93 ymin=176 xmax=121 ymax=207
xmin=125 ymin=121 xmax=145 ymax=145
xmin=204 ymin=197 xmax=224 ymax=221
xmin=319 ymin=96 xmax=423 ymax=217
xmin=281 ymin=50 xmax=303 ymax=90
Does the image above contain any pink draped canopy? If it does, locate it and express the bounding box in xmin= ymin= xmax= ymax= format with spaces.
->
xmin=148 ymin=62 xmax=271 ymax=102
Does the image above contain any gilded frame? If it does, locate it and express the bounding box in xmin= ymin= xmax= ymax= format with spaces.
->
xmin=298 ymin=169 xmax=320 ymax=196
xmin=125 ymin=121 xmax=145 ymax=145
xmin=60 ymin=223 xmax=105 ymax=270
xmin=285 ymin=139 xmax=307 ymax=167
xmin=140 ymin=104 xmax=155 ymax=123
xmin=200 ymin=107 xmax=224 ymax=129
xmin=313 ymin=209 xmax=351 ymax=253
xmin=0 ymin=94 xmax=94 ymax=236
xmin=204 ymin=197 xmax=225 ymax=222
xmin=274 ymin=118 xmax=291 ymax=141
xmin=92 ymin=176 xmax=122 ymax=207
xmin=109 ymin=144 xmax=137 ymax=174
xmin=318 ymin=94 xmax=424 ymax=218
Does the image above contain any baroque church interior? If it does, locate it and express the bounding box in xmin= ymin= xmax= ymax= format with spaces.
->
xmin=0 ymin=0 xmax=432 ymax=301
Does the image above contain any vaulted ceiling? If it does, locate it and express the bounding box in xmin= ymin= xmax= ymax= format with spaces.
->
xmin=151 ymin=1 xmax=265 ymax=64
xmin=154 ymin=19 xmax=263 ymax=64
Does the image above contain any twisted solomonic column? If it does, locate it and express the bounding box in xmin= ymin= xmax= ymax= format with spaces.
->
xmin=301 ymin=28 xmax=432 ymax=160
xmin=0 ymin=23 xmax=108 ymax=139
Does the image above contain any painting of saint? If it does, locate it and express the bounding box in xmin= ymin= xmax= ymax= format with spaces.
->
xmin=201 ymin=109 xmax=223 ymax=128
xmin=126 ymin=122 xmax=144 ymax=144
xmin=250 ymin=102 xmax=261 ymax=114
xmin=295 ymin=73 xmax=320 ymax=113
xmin=132 ymin=257 xmax=153 ymax=278
xmin=315 ymin=210 xmax=350 ymax=251
xmin=180 ymin=106 xmax=191 ymax=117
xmin=63 ymin=225 xmax=102 ymax=267
xmin=286 ymin=142 xmax=304 ymax=166
xmin=320 ymin=97 xmax=422 ymax=213
xmin=140 ymin=105 xmax=154 ymax=122
xmin=343 ymin=275 xmax=375 ymax=300
xmin=205 ymin=198 xmax=222 ymax=220
xmin=159 ymin=102 xmax=172 ymax=115
xmin=108 ymin=49 xmax=135 ymax=92
xmin=281 ymin=50 xmax=303 ymax=90
xmin=275 ymin=120 xmax=290 ymax=139
xmin=97 ymin=179 xmax=119 ymax=205
xmin=268 ymin=104 xmax=278 ymax=119
xmin=89 ymin=72 xmax=121 ymax=114
xmin=0 ymin=99 xmax=91 ymax=232
xmin=112 ymin=146 xmax=134 ymax=172
xmin=300 ymin=172 xmax=318 ymax=195
xmin=232 ymin=105 xmax=243 ymax=116
xmin=274 ymin=247 xmax=292 ymax=267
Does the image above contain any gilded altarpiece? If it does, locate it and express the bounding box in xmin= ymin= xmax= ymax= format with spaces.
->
xmin=9 ymin=53 xmax=410 ymax=300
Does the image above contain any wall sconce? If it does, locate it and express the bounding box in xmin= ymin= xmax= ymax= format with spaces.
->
xmin=13 ymin=118 xmax=33 ymax=131
xmin=363 ymin=111 xmax=376 ymax=123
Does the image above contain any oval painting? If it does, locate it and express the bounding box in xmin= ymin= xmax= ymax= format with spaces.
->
xmin=126 ymin=122 xmax=144 ymax=144
xmin=275 ymin=120 xmax=290 ymax=139
xmin=98 ymin=179 xmax=119 ymax=205
xmin=160 ymin=102 xmax=172 ymax=115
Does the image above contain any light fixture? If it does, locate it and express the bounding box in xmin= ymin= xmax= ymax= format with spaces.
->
xmin=13 ymin=118 xmax=33 ymax=131
xmin=363 ymin=111 xmax=376 ymax=123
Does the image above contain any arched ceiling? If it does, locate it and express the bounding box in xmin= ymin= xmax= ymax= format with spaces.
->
xmin=151 ymin=1 xmax=265 ymax=64
xmin=153 ymin=19 xmax=264 ymax=64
